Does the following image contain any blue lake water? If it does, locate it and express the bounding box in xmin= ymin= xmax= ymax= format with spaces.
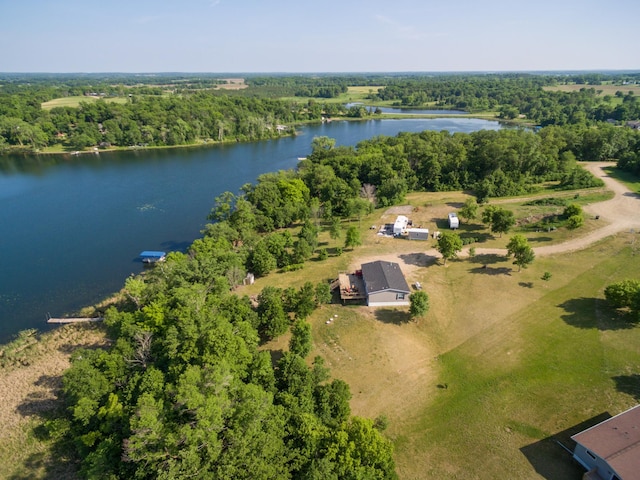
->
xmin=0 ymin=118 xmax=501 ymax=342
xmin=345 ymin=103 xmax=468 ymax=115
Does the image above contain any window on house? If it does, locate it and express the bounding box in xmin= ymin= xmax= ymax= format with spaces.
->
xmin=397 ymin=293 xmax=405 ymax=300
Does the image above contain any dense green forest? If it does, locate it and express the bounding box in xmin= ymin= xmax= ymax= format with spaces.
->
xmin=3 ymin=72 xmax=640 ymax=478
xmin=1 ymin=72 xmax=640 ymax=152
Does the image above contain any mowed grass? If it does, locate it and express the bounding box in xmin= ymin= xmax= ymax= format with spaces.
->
xmin=41 ymin=96 xmax=128 ymax=110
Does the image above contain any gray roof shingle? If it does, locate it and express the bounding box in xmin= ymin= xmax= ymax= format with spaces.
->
xmin=361 ymin=261 xmax=410 ymax=295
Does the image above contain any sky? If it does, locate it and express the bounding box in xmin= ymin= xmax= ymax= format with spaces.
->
xmin=1 ymin=0 xmax=638 ymax=73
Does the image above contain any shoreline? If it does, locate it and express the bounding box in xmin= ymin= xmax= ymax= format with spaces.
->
xmin=0 ymin=113 xmax=509 ymax=157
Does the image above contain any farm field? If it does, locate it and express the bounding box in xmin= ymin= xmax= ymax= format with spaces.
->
xmin=41 ymin=95 xmax=129 ymax=110
xmin=543 ymin=83 xmax=640 ymax=96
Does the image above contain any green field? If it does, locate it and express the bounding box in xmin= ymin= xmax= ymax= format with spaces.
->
xmin=41 ymin=95 xmax=128 ymax=110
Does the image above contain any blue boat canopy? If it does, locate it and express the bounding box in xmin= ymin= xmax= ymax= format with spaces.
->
xmin=140 ymin=251 xmax=166 ymax=258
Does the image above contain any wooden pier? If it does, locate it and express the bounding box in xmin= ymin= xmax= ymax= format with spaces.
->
xmin=46 ymin=317 xmax=103 ymax=324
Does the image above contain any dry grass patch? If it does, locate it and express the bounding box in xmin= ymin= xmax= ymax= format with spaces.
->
xmin=310 ymin=305 xmax=438 ymax=423
xmin=0 ymin=323 xmax=108 ymax=479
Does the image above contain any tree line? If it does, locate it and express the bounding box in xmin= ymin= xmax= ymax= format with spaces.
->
xmin=2 ymin=72 xmax=640 ymax=154
xmin=370 ymin=74 xmax=640 ymax=123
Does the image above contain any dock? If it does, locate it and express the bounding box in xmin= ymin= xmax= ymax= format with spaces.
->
xmin=47 ymin=317 xmax=103 ymax=324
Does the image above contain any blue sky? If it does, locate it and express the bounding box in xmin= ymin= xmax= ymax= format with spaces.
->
xmin=1 ymin=0 xmax=638 ymax=73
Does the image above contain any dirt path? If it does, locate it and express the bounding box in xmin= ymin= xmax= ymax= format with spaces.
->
xmin=442 ymin=162 xmax=639 ymax=259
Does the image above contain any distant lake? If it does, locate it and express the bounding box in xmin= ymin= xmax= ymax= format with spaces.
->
xmin=345 ymin=103 xmax=468 ymax=115
xmin=0 ymin=117 xmax=502 ymax=343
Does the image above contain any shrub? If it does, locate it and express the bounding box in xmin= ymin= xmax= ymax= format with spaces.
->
xmin=566 ymin=214 xmax=584 ymax=229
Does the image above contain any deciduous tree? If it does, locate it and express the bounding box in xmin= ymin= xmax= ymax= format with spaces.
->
xmin=344 ymin=225 xmax=362 ymax=250
xmin=506 ymin=234 xmax=535 ymax=272
xmin=409 ymin=291 xmax=430 ymax=320
xmin=437 ymin=231 xmax=463 ymax=266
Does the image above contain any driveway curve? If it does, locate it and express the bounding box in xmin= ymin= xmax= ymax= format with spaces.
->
xmin=450 ymin=162 xmax=639 ymax=259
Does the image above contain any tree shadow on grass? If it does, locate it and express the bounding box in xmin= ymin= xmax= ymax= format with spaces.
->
xmin=612 ymin=374 xmax=640 ymax=402
xmin=459 ymin=223 xmax=485 ymax=232
xmin=398 ymin=252 xmax=438 ymax=268
xmin=528 ymin=236 xmax=554 ymax=243
xmin=557 ymin=298 xmax=637 ymax=330
xmin=468 ymin=265 xmax=513 ymax=276
xmin=373 ymin=309 xmax=411 ymax=325
xmin=468 ymin=253 xmax=505 ymax=266
xmin=268 ymin=349 xmax=285 ymax=368
xmin=467 ymin=254 xmax=511 ymax=275
xmin=519 ymin=282 xmax=534 ymax=288
xmin=520 ymin=412 xmax=611 ymax=480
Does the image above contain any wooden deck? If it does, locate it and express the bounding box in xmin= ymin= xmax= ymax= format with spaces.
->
xmin=337 ymin=273 xmax=366 ymax=303
xmin=47 ymin=317 xmax=104 ymax=324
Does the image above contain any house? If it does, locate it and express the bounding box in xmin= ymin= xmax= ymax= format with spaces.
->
xmin=448 ymin=212 xmax=459 ymax=229
xmin=361 ymin=260 xmax=411 ymax=307
xmin=407 ymin=228 xmax=429 ymax=240
xmin=393 ymin=215 xmax=409 ymax=235
xmin=571 ymin=404 xmax=640 ymax=480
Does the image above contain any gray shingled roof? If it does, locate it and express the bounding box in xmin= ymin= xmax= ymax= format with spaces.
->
xmin=361 ymin=261 xmax=410 ymax=295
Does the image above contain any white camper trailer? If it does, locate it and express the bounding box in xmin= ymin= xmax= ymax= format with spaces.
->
xmin=393 ymin=215 xmax=409 ymax=235
xmin=448 ymin=212 xmax=459 ymax=229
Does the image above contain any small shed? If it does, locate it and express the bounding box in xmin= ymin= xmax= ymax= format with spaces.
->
xmin=571 ymin=404 xmax=640 ymax=480
xmin=448 ymin=212 xmax=459 ymax=229
xmin=393 ymin=215 xmax=409 ymax=235
xmin=407 ymin=228 xmax=429 ymax=240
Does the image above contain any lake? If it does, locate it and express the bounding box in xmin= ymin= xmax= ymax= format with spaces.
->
xmin=0 ymin=117 xmax=501 ymax=342
xmin=344 ymin=103 xmax=468 ymax=115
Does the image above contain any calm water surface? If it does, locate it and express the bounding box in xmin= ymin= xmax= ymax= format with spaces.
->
xmin=0 ymin=118 xmax=501 ymax=342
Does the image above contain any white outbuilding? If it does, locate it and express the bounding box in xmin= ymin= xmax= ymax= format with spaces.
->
xmin=448 ymin=212 xmax=459 ymax=229
xmin=393 ymin=215 xmax=409 ymax=235
xmin=407 ymin=228 xmax=429 ymax=240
